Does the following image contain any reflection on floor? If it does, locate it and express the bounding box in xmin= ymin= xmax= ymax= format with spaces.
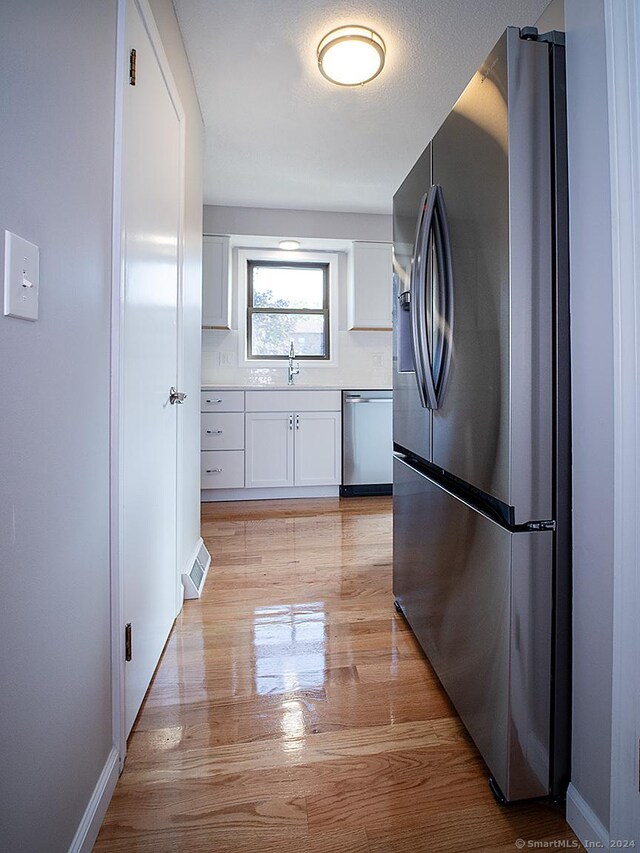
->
xmin=95 ymin=497 xmax=581 ymax=852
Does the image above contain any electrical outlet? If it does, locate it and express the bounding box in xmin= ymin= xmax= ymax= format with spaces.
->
xmin=371 ymin=352 xmax=384 ymax=367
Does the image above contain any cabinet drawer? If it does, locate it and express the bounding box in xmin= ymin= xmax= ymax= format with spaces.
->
xmin=201 ymin=413 xmax=244 ymax=450
xmin=200 ymin=390 xmax=244 ymax=412
xmin=201 ymin=451 xmax=245 ymax=489
xmin=245 ymin=389 xmax=341 ymax=412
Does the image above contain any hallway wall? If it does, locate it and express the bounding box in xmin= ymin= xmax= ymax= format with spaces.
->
xmin=0 ymin=2 xmax=203 ymax=850
xmin=565 ymin=0 xmax=615 ymax=840
xmin=0 ymin=2 xmax=117 ymax=850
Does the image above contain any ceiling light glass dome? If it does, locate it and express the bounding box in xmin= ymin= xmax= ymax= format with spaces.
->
xmin=317 ymin=26 xmax=386 ymax=86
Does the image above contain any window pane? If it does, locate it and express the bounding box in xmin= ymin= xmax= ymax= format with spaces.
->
xmin=251 ymin=312 xmax=327 ymax=357
xmin=251 ymin=265 xmax=325 ymax=309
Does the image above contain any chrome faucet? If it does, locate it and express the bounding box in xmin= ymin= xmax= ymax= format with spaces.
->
xmin=287 ymin=340 xmax=300 ymax=386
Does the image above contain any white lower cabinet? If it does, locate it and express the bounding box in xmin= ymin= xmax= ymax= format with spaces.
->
xmin=245 ymin=411 xmax=295 ymax=488
xmin=245 ymin=409 xmax=341 ymax=489
xmin=202 ymin=388 xmax=342 ymax=498
xmin=200 ymin=390 xmax=246 ymax=490
xmin=295 ymin=411 xmax=341 ymax=486
xmin=201 ymin=450 xmax=245 ymax=489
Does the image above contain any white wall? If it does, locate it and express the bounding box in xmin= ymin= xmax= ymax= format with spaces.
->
xmin=565 ymin=0 xmax=615 ymax=839
xmin=0 ymin=3 xmax=117 ymax=850
xmin=202 ymin=206 xmax=394 ymax=389
xmin=203 ymin=205 xmax=392 ymax=243
xmin=149 ymin=0 xmax=204 ymax=577
xmin=0 ymin=2 xmax=203 ymax=850
xmin=536 ymin=0 xmax=565 ymax=31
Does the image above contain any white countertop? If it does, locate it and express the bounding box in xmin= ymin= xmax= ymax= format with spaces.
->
xmin=201 ymin=384 xmax=392 ymax=391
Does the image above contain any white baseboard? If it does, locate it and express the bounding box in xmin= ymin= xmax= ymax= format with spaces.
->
xmin=201 ymin=485 xmax=339 ymax=502
xmin=68 ymin=746 xmax=119 ymax=853
xmin=566 ymin=783 xmax=610 ymax=849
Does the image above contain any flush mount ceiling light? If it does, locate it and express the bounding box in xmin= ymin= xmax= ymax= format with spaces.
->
xmin=279 ymin=240 xmax=300 ymax=250
xmin=317 ymin=25 xmax=386 ymax=87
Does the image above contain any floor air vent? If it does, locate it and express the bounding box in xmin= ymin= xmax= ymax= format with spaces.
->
xmin=182 ymin=541 xmax=211 ymax=600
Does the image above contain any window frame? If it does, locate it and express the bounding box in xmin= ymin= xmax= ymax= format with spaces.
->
xmin=236 ymin=248 xmax=341 ymax=369
xmin=246 ymin=259 xmax=331 ymax=361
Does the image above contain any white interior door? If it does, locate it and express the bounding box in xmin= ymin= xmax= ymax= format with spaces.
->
xmin=121 ymin=0 xmax=183 ymax=736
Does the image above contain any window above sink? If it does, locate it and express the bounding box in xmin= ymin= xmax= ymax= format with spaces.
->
xmin=247 ymin=260 xmax=330 ymax=360
xmin=236 ymin=247 xmax=340 ymax=368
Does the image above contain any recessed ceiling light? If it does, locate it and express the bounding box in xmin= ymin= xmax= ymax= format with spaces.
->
xmin=279 ymin=240 xmax=300 ymax=250
xmin=317 ymin=25 xmax=386 ymax=87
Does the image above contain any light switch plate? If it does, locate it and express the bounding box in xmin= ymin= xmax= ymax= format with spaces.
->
xmin=4 ymin=230 xmax=39 ymax=321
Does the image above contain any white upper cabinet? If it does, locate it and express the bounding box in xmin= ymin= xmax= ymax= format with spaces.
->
xmin=202 ymin=235 xmax=230 ymax=329
xmin=347 ymin=241 xmax=393 ymax=331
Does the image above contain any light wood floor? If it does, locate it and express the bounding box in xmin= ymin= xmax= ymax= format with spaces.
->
xmin=95 ymin=497 xmax=581 ymax=852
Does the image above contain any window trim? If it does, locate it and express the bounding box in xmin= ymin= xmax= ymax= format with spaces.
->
xmin=236 ymin=248 xmax=340 ymax=369
xmin=246 ymin=260 xmax=330 ymax=361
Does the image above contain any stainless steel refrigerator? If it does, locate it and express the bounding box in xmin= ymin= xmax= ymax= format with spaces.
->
xmin=392 ymin=26 xmax=571 ymax=804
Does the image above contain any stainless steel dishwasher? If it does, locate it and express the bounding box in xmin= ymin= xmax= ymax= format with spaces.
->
xmin=340 ymin=390 xmax=393 ymax=496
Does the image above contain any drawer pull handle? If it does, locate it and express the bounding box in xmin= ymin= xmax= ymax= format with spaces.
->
xmin=206 ymin=468 xmax=223 ymax=474
xmin=206 ymin=429 xmax=223 ymax=435
xmin=205 ymin=399 xmax=223 ymax=404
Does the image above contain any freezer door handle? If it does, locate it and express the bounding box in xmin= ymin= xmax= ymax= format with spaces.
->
xmin=410 ymin=189 xmax=438 ymax=409
xmin=431 ymin=185 xmax=455 ymax=408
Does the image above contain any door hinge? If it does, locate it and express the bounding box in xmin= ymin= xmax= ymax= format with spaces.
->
xmin=125 ymin=623 xmax=132 ymax=661
xmin=129 ymin=49 xmax=137 ymax=86
xmin=519 ymin=26 xmax=565 ymax=47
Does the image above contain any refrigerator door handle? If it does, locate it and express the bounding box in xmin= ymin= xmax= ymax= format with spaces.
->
xmin=410 ymin=189 xmax=438 ymax=409
xmin=431 ymin=185 xmax=455 ymax=408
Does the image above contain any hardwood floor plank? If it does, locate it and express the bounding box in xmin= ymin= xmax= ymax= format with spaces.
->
xmin=119 ymin=719 xmax=452 ymax=786
xmin=95 ymin=497 xmax=580 ymax=852
xmin=97 ymin=826 xmax=370 ymax=853
xmin=366 ymin=802 xmax=576 ymax=853
xmin=98 ymin=794 xmax=307 ymax=838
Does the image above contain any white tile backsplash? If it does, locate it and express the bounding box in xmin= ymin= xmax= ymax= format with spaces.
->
xmin=202 ymin=329 xmax=392 ymax=388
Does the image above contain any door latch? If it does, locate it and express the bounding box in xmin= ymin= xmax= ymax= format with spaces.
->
xmin=169 ymin=387 xmax=187 ymax=405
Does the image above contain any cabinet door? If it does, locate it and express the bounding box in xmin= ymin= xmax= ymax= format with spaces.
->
xmin=295 ymin=411 xmax=341 ymax=486
xmin=202 ymin=235 xmax=230 ymax=328
xmin=245 ymin=411 xmax=294 ymax=488
xmin=348 ymin=241 xmax=393 ymax=330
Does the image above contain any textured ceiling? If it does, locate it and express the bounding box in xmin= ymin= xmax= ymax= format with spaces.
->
xmin=174 ymin=0 xmax=551 ymax=214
